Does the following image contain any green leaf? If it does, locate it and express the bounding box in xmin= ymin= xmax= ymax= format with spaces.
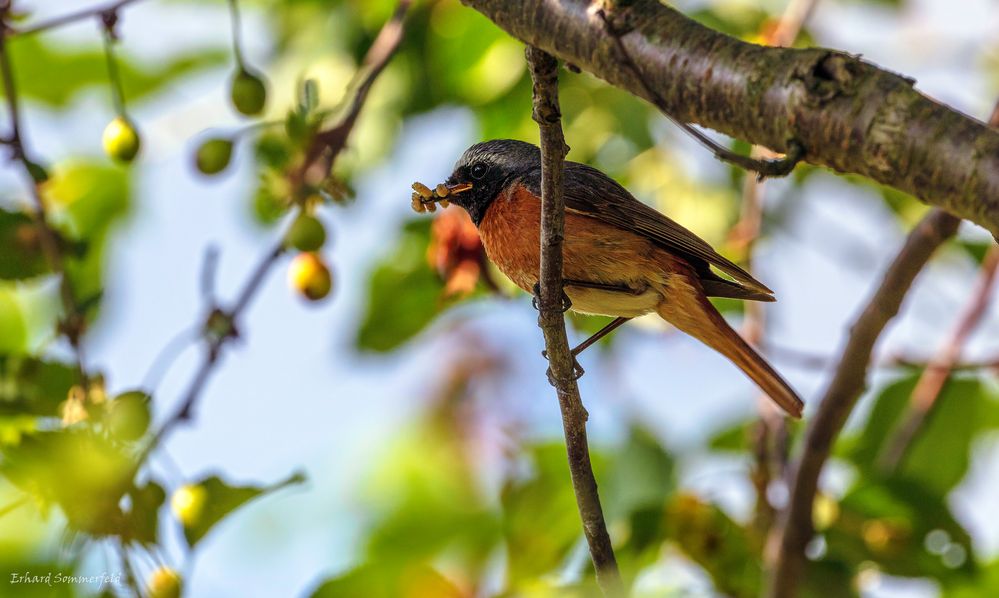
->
xmin=603 ymin=426 xmax=675 ymax=518
xmin=0 ymin=210 xmax=48 ymax=280
xmin=0 ymin=429 xmax=134 ymax=536
xmin=180 ymin=471 xmax=305 ymax=548
xmin=664 ymin=494 xmax=761 ymax=598
xmin=309 ymin=562 xmax=463 ymax=598
xmin=355 ymin=219 xmax=461 ymax=352
xmin=125 ymin=481 xmax=166 ymax=545
xmin=45 ymin=162 xmax=132 ymax=319
xmin=0 ymin=288 xmax=28 ymax=355
xmin=848 ymin=374 xmax=999 ymax=495
xmin=825 ymin=477 xmax=975 ymax=582
xmin=4 ymin=36 xmax=225 ymax=108
xmin=0 ymin=357 xmax=78 ymax=418
xmin=501 ymin=442 xmax=587 ymax=584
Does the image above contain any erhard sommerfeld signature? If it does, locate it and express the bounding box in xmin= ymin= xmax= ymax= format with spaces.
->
xmin=10 ymin=571 xmax=122 ymax=590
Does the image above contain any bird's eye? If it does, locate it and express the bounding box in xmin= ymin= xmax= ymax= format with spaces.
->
xmin=469 ymin=163 xmax=488 ymax=180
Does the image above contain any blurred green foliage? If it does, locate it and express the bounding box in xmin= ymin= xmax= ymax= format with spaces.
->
xmin=0 ymin=0 xmax=996 ymax=596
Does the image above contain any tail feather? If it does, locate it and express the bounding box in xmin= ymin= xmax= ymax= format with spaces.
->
xmin=657 ymin=281 xmax=804 ymax=419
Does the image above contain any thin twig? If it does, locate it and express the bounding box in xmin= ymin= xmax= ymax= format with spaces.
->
xmin=767 ymin=208 xmax=960 ymax=598
xmin=0 ymin=4 xmax=88 ymax=381
xmin=595 ymin=7 xmax=804 ymax=178
xmin=142 ymin=0 xmax=412 ymax=454
xmin=9 ymin=0 xmax=150 ymax=36
xmin=526 ymin=45 xmax=622 ymax=595
xmin=737 ymin=0 xmax=821 ymax=536
xmin=878 ymin=246 xmax=999 ymax=470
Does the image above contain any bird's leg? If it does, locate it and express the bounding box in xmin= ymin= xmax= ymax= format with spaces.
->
xmin=570 ymin=316 xmax=631 ymax=357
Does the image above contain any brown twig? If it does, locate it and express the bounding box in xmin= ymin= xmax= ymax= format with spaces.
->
xmin=8 ymin=0 xmax=150 ymax=36
xmin=0 ymin=4 xmax=88 ymax=380
xmin=526 ymin=45 xmax=622 ymax=595
xmin=767 ymin=208 xmax=960 ymax=598
xmin=144 ymin=0 xmax=411 ymax=451
xmin=878 ymin=246 xmax=999 ymax=470
xmin=298 ymin=0 xmax=411 ymax=187
xmin=737 ymin=0 xmax=821 ymax=536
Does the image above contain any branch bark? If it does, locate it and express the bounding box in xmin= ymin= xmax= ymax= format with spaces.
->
xmin=461 ymin=0 xmax=999 ymax=238
xmin=767 ymin=208 xmax=961 ymax=598
xmin=526 ymin=45 xmax=621 ymax=595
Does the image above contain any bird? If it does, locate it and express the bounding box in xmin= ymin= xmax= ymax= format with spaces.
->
xmin=429 ymin=139 xmax=803 ymax=418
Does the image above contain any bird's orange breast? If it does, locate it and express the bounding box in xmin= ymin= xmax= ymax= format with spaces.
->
xmin=476 ymin=184 xmax=686 ymax=317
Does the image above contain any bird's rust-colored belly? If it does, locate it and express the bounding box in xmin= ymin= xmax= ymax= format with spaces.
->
xmin=477 ymin=185 xmax=673 ymax=317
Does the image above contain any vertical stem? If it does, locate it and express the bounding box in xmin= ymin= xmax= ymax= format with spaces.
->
xmin=101 ymin=23 xmax=127 ymax=116
xmin=226 ymin=0 xmax=246 ymax=70
xmin=767 ymin=208 xmax=960 ymax=598
xmin=526 ymin=45 xmax=622 ymax=595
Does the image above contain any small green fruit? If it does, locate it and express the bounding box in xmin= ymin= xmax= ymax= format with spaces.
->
xmin=107 ymin=390 xmax=151 ymax=441
xmin=195 ymin=138 xmax=234 ymax=175
xmin=230 ymin=68 xmax=267 ymax=116
xmin=102 ymin=117 xmax=141 ymax=164
xmin=285 ymin=214 xmax=327 ymax=251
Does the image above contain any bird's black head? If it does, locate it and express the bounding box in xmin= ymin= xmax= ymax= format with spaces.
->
xmin=445 ymin=139 xmax=540 ymax=226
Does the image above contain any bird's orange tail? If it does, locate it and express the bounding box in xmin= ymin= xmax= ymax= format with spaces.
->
xmin=656 ymin=281 xmax=804 ymax=419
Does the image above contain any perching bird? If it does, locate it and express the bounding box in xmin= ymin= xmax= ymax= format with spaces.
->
xmin=434 ymin=139 xmax=803 ymax=418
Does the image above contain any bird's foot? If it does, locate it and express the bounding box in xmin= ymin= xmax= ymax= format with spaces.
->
xmin=532 ymin=282 xmax=572 ymax=312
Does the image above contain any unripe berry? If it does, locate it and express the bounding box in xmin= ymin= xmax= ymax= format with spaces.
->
xmin=107 ymin=390 xmax=151 ymax=442
xmin=285 ymin=214 xmax=327 ymax=252
xmin=230 ymin=68 xmax=267 ymax=116
xmin=195 ymin=138 xmax=234 ymax=175
xmin=102 ymin=117 xmax=141 ymax=164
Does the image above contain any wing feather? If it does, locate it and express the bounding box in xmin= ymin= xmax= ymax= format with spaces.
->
xmin=536 ymin=162 xmax=773 ymax=296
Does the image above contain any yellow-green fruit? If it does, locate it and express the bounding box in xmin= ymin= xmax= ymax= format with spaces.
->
xmin=230 ymin=69 xmax=267 ymax=116
xmin=102 ymin=117 xmax=141 ymax=163
xmin=107 ymin=390 xmax=151 ymax=441
xmin=288 ymin=252 xmax=332 ymax=301
xmin=195 ymin=138 xmax=233 ymax=175
xmin=171 ymin=484 xmax=208 ymax=527
xmin=285 ymin=214 xmax=327 ymax=251
xmin=146 ymin=567 xmax=182 ymax=598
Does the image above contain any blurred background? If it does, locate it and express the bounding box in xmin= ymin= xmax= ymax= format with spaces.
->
xmin=0 ymin=0 xmax=998 ymax=596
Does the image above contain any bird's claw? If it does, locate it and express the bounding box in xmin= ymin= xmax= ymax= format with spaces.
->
xmin=531 ymin=282 xmax=572 ymax=312
xmin=544 ymin=353 xmax=585 ymax=386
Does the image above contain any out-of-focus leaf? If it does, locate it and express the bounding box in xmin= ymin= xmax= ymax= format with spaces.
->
xmin=5 ymin=36 xmax=225 ymax=107
xmin=44 ymin=162 xmax=131 ymax=318
xmin=664 ymin=493 xmax=761 ymax=598
xmin=0 ymin=210 xmax=48 ymax=280
xmin=181 ymin=471 xmax=305 ymax=548
xmin=799 ymin=559 xmax=857 ymax=598
xmin=309 ymin=562 xmax=463 ymax=598
xmin=945 ymin=558 xmax=999 ymax=597
xmin=0 ymin=357 xmax=77 ymax=418
xmin=356 ymin=219 xmax=461 ymax=352
xmin=502 ymin=442 xmax=586 ymax=584
xmin=604 ymin=427 xmax=675 ymax=518
xmin=825 ymin=477 xmax=975 ymax=582
xmin=848 ymin=374 xmax=999 ymax=495
xmin=0 ymin=289 xmax=28 ymax=355
xmin=707 ymin=418 xmax=753 ymax=452
xmin=364 ymin=412 xmax=500 ymax=573
xmin=126 ymin=481 xmax=166 ymax=545
xmin=0 ymin=430 xmax=134 ymax=536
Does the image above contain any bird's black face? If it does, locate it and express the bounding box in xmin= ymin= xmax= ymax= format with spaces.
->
xmin=445 ymin=139 xmax=540 ymax=226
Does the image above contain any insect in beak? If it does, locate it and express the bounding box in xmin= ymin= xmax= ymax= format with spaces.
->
xmin=410 ymin=181 xmax=473 ymax=213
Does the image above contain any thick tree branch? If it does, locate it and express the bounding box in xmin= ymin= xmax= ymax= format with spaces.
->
xmin=526 ymin=46 xmax=621 ymax=595
xmin=767 ymin=208 xmax=960 ymax=598
xmin=461 ymin=0 xmax=999 ymax=238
